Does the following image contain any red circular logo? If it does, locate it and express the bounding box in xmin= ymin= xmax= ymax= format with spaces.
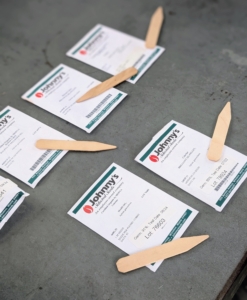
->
xmin=35 ymin=92 xmax=43 ymax=98
xmin=149 ymin=155 xmax=159 ymax=162
xmin=83 ymin=205 xmax=93 ymax=214
xmin=80 ymin=49 xmax=87 ymax=55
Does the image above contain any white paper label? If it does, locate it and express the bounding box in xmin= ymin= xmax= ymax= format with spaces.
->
xmin=68 ymin=163 xmax=198 ymax=272
xmin=116 ymin=47 xmax=145 ymax=73
xmin=129 ymin=205 xmax=176 ymax=248
xmin=135 ymin=121 xmax=247 ymax=211
xmin=66 ymin=24 xmax=165 ymax=84
xmin=0 ymin=106 xmax=69 ymax=188
xmin=22 ymin=64 xmax=127 ymax=133
xmin=0 ymin=179 xmax=17 ymax=201
xmin=199 ymin=157 xmax=238 ymax=194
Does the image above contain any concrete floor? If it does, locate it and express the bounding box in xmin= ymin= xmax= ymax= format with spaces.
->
xmin=0 ymin=0 xmax=247 ymax=299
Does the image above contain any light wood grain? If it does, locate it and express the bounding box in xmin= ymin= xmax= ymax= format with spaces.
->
xmin=76 ymin=67 xmax=138 ymax=102
xmin=36 ymin=140 xmax=117 ymax=152
xmin=207 ymin=102 xmax=231 ymax=161
xmin=116 ymin=235 xmax=209 ymax=273
xmin=145 ymin=7 xmax=164 ymax=49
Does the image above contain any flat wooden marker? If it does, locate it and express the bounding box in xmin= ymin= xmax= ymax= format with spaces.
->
xmin=207 ymin=102 xmax=231 ymax=162
xmin=76 ymin=67 xmax=138 ymax=103
xmin=36 ymin=140 xmax=117 ymax=152
xmin=145 ymin=6 xmax=164 ymax=49
xmin=116 ymin=235 xmax=209 ymax=273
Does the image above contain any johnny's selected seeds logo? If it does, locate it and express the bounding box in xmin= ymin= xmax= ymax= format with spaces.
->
xmin=149 ymin=129 xmax=180 ymax=162
xmin=83 ymin=174 xmax=119 ymax=214
xmin=35 ymin=71 xmax=66 ymax=98
xmin=35 ymin=92 xmax=43 ymax=98
xmin=149 ymin=155 xmax=159 ymax=162
xmin=79 ymin=49 xmax=87 ymax=55
xmin=79 ymin=31 xmax=105 ymax=55
xmin=0 ymin=114 xmax=12 ymax=131
xmin=83 ymin=205 xmax=94 ymax=214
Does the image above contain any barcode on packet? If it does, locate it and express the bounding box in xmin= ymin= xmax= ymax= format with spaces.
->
xmin=214 ymin=164 xmax=238 ymax=192
xmin=86 ymin=94 xmax=112 ymax=119
xmin=30 ymin=150 xmax=52 ymax=171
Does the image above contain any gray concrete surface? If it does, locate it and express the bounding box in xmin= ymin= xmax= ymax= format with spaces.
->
xmin=0 ymin=0 xmax=247 ymax=299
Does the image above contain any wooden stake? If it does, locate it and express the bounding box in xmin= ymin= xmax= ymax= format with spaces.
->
xmin=76 ymin=67 xmax=138 ymax=103
xmin=36 ymin=140 xmax=117 ymax=152
xmin=116 ymin=235 xmax=209 ymax=273
xmin=207 ymin=102 xmax=231 ymax=162
xmin=145 ymin=7 xmax=164 ymax=49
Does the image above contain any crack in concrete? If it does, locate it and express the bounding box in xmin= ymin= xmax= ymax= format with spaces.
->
xmin=189 ymin=286 xmax=193 ymax=300
xmin=42 ymin=46 xmax=54 ymax=69
xmin=42 ymin=30 xmax=62 ymax=69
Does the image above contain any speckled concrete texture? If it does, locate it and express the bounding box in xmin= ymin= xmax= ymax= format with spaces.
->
xmin=0 ymin=0 xmax=247 ymax=299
